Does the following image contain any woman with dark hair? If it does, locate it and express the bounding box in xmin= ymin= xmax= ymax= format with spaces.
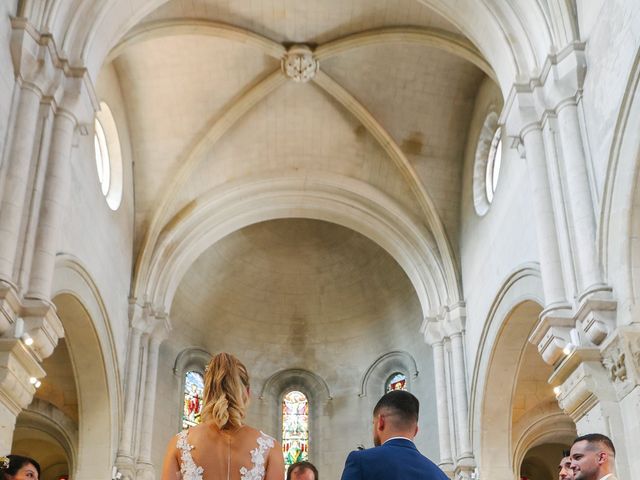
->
xmin=162 ymin=352 xmax=285 ymax=480
xmin=0 ymin=455 xmax=40 ymax=480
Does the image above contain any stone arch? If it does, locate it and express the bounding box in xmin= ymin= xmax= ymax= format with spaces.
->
xmin=600 ymin=46 xmax=640 ymax=326
xmin=469 ymin=264 xmax=573 ymax=479
xmin=49 ymin=254 xmax=121 ymax=479
xmin=142 ymin=173 xmax=450 ymax=320
xmin=359 ymin=351 xmax=419 ymax=398
xmin=34 ymin=0 xmax=557 ymax=94
xmin=13 ymin=398 xmax=78 ymax=480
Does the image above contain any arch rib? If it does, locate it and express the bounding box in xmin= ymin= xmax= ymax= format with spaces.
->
xmin=108 ymin=19 xmax=286 ymax=62
xmin=315 ymin=26 xmax=496 ymax=81
xmin=312 ymin=70 xmax=461 ymax=304
xmin=132 ymin=69 xmax=287 ymax=298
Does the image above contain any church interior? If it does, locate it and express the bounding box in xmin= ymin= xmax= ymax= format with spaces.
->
xmin=1 ymin=1 xmax=640 ymax=479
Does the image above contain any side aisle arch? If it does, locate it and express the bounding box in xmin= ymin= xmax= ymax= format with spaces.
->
xmin=49 ymin=254 xmax=122 ymax=479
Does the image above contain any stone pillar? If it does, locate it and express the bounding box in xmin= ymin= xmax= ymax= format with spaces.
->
xmin=26 ymin=110 xmax=76 ymax=300
xmin=555 ymin=101 xmax=604 ymax=295
xmin=117 ymin=326 xmax=143 ymax=460
xmin=423 ymin=321 xmax=454 ymax=471
xmin=520 ymin=124 xmax=569 ymax=309
xmin=449 ymin=331 xmax=472 ymax=461
xmin=0 ymin=86 xmax=42 ymax=282
xmin=136 ymin=324 xmax=167 ymax=480
xmin=0 ymin=338 xmax=45 ymax=451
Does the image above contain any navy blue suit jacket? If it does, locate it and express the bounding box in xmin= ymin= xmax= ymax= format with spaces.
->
xmin=340 ymin=438 xmax=449 ymax=480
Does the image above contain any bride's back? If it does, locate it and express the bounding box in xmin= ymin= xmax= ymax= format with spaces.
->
xmin=162 ymin=353 xmax=285 ymax=480
xmin=179 ymin=423 xmax=275 ymax=480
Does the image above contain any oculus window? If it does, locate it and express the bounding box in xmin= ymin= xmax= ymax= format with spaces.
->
xmin=94 ymin=101 xmax=123 ymax=210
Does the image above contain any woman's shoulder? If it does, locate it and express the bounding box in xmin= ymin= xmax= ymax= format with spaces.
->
xmin=240 ymin=426 xmax=278 ymax=446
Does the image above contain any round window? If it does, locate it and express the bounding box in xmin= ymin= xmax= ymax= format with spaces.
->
xmin=473 ymin=111 xmax=503 ymax=216
xmin=93 ymin=102 xmax=123 ymax=210
xmin=485 ymin=127 xmax=502 ymax=204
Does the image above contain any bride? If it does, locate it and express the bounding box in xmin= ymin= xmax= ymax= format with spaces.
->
xmin=162 ymin=353 xmax=285 ymax=480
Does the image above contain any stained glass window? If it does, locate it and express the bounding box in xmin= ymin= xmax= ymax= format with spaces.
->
xmin=386 ymin=372 xmax=407 ymax=392
xmin=282 ymin=390 xmax=309 ymax=468
xmin=182 ymin=371 xmax=204 ymax=429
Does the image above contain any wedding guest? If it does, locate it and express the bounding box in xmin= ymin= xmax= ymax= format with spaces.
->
xmin=340 ymin=390 xmax=448 ymax=480
xmin=161 ymin=352 xmax=285 ymax=480
xmin=287 ymin=461 xmax=318 ymax=480
xmin=0 ymin=455 xmax=40 ymax=480
xmin=559 ymin=449 xmax=574 ymax=480
xmin=570 ymin=434 xmax=617 ymax=480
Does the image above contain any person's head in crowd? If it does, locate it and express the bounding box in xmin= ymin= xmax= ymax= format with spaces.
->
xmin=201 ymin=352 xmax=250 ymax=430
xmin=0 ymin=455 xmax=41 ymax=480
xmin=570 ymin=433 xmax=616 ymax=480
xmin=286 ymin=461 xmax=318 ymax=480
xmin=372 ymin=390 xmax=419 ymax=447
xmin=559 ymin=449 xmax=574 ymax=480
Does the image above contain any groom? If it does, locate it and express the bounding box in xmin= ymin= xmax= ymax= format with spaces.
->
xmin=340 ymin=390 xmax=449 ymax=480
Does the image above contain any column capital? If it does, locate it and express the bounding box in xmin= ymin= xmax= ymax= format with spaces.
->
xmin=0 ymin=338 xmax=45 ymax=414
xmin=529 ymin=308 xmax=574 ymax=365
xmin=128 ymin=299 xmax=171 ymax=341
xmin=575 ymin=293 xmax=617 ymax=346
xmin=501 ymin=42 xmax=587 ymax=139
xmin=10 ymin=17 xmax=98 ymax=124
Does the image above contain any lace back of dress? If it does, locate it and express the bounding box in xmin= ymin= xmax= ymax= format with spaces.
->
xmin=240 ymin=431 xmax=275 ymax=480
xmin=177 ymin=430 xmax=274 ymax=480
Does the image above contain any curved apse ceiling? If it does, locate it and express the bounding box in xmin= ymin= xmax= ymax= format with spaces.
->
xmin=170 ymin=219 xmax=423 ymax=372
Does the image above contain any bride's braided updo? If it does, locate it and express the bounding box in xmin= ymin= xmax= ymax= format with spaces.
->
xmin=201 ymin=352 xmax=250 ymax=429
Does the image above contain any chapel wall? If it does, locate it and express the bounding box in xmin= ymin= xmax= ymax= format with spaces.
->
xmin=578 ymin=2 xmax=640 ymax=202
xmin=152 ymin=281 xmax=440 ymax=480
xmin=458 ymin=76 xmax=540 ymax=370
xmin=56 ymin=60 xmax=135 ymax=373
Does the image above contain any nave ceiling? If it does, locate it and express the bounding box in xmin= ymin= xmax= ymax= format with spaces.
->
xmin=98 ymin=0 xmax=491 ymax=309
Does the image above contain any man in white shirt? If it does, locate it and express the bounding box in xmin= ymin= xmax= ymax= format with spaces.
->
xmin=570 ymin=433 xmax=617 ymax=480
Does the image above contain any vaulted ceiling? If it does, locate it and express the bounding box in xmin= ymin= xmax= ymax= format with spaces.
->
xmin=100 ymin=0 xmax=492 ymax=333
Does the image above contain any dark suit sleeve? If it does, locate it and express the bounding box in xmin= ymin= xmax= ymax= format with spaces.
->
xmin=340 ymin=450 xmax=362 ymax=480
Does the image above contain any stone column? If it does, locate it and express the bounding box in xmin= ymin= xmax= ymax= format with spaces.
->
xmin=0 ymin=86 xmax=42 ymax=282
xmin=449 ymin=331 xmax=472 ymax=460
xmin=555 ymin=101 xmax=603 ymax=294
xmin=521 ymin=124 xmax=568 ymax=309
xmin=136 ymin=322 xmax=168 ymax=480
xmin=423 ymin=318 xmax=454 ymax=470
xmin=26 ymin=110 xmax=76 ymax=300
xmin=117 ymin=326 xmax=143 ymax=460
xmin=432 ymin=339 xmax=454 ymax=468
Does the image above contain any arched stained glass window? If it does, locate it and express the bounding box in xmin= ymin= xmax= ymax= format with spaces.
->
xmin=386 ymin=372 xmax=407 ymax=392
xmin=282 ymin=390 xmax=309 ymax=468
xmin=182 ymin=371 xmax=204 ymax=429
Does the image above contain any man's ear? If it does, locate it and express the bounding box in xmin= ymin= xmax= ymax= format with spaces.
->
xmin=597 ymin=452 xmax=607 ymax=465
xmin=376 ymin=414 xmax=386 ymax=431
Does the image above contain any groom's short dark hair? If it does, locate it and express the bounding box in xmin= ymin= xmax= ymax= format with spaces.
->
xmin=373 ymin=390 xmax=419 ymax=427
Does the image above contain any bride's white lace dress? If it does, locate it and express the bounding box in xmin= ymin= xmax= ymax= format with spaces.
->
xmin=176 ymin=430 xmax=275 ymax=480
